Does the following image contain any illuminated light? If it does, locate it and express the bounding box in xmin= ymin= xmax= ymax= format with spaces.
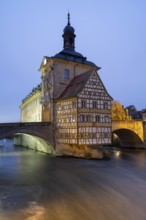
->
xmin=115 ymin=151 xmax=120 ymax=157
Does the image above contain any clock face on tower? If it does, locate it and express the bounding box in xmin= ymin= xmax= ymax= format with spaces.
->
xmin=43 ymin=58 xmax=47 ymax=65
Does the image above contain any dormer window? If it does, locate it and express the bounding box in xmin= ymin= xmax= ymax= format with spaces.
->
xmin=64 ymin=69 xmax=70 ymax=79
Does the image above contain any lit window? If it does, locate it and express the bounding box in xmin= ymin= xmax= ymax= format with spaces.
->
xmin=64 ymin=69 xmax=70 ymax=79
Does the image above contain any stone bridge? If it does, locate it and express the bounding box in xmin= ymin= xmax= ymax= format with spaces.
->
xmin=0 ymin=122 xmax=55 ymax=153
xmin=112 ymin=120 xmax=144 ymax=147
xmin=0 ymin=120 xmax=145 ymax=151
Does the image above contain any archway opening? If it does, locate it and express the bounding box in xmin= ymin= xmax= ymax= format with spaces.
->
xmin=112 ymin=128 xmax=143 ymax=148
xmin=14 ymin=133 xmax=55 ymax=155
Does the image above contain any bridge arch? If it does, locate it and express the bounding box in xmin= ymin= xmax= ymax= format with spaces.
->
xmin=112 ymin=128 xmax=143 ymax=147
xmin=0 ymin=122 xmax=55 ymax=154
xmin=14 ymin=133 xmax=55 ymax=154
xmin=112 ymin=120 xmax=144 ymax=147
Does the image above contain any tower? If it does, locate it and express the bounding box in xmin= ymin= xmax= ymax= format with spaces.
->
xmin=38 ymin=13 xmax=98 ymax=122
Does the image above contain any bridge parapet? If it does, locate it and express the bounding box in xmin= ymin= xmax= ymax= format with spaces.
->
xmin=0 ymin=122 xmax=54 ymax=146
xmin=0 ymin=122 xmax=51 ymax=127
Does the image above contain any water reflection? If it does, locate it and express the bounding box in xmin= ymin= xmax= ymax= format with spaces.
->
xmin=1 ymin=140 xmax=146 ymax=220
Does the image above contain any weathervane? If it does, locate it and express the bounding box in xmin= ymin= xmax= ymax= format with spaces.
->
xmin=67 ymin=11 xmax=70 ymax=26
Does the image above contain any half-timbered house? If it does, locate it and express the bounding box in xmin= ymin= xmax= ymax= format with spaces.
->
xmin=56 ymin=69 xmax=112 ymax=147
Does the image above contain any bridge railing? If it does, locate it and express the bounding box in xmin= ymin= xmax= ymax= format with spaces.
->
xmin=0 ymin=122 xmax=52 ymax=127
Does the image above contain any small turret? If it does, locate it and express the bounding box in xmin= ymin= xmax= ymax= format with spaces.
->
xmin=62 ymin=13 xmax=76 ymax=50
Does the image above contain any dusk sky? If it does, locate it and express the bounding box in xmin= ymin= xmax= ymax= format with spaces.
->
xmin=0 ymin=0 xmax=146 ymax=122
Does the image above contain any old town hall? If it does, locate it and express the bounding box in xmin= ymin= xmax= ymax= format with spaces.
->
xmin=20 ymin=14 xmax=113 ymax=156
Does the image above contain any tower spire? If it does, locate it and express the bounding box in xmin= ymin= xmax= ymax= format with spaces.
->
xmin=67 ymin=12 xmax=70 ymax=26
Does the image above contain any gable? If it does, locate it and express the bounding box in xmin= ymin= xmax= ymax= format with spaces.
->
xmin=78 ymin=71 xmax=113 ymax=101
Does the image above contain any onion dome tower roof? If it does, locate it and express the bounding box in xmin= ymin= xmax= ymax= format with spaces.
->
xmin=63 ymin=13 xmax=75 ymax=34
xmin=54 ymin=13 xmax=99 ymax=68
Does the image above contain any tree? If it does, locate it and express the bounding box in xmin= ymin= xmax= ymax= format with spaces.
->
xmin=112 ymin=101 xmax=131 ymax=121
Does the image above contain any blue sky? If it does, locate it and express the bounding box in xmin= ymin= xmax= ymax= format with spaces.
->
xmin=0 ymin=0 xmax=146 ymax=122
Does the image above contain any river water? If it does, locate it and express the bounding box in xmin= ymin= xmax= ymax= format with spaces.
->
xmin=0 ymin=139 xmax=146 ymax=220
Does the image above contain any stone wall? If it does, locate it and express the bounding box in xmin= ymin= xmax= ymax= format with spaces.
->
xmin=55 ymin=143 xmax=103 ymax=159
